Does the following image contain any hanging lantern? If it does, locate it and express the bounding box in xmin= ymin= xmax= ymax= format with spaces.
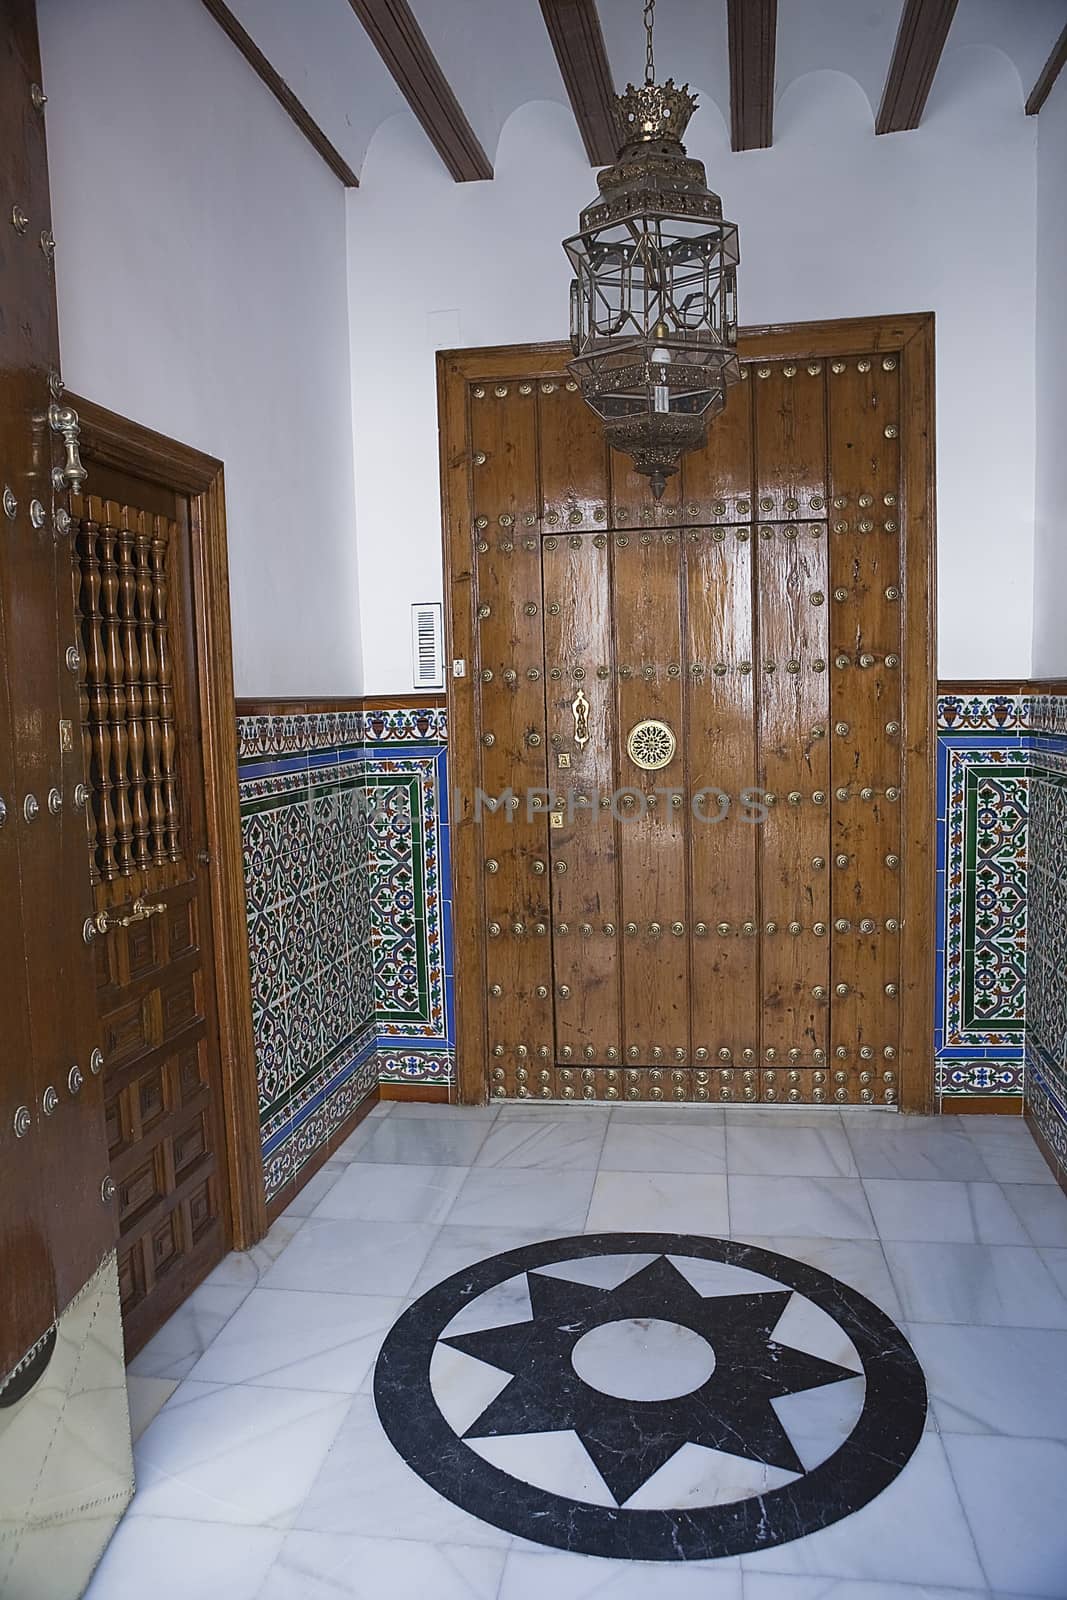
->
xmin=563 ymin=1 xmax=740 ymax=499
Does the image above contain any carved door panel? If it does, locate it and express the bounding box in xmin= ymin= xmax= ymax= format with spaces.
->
xmin=71 ymin=472 xmax=229 ymax=1354
xmin=456 ymin=330 xmax=918 ymax=1110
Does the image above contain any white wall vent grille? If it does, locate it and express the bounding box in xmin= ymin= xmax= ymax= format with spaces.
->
xmin=411 ymin=602 xmax=444 ymax=690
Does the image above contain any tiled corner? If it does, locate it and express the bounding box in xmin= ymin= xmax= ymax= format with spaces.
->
xmin=935 ymin=694 xmax=1029 ymax=1103
xmin=1025 ymin=708 xmax=1067 ymax=1183
xmin=935 ymin=685 xmax=1067 ymax=1174
xmin=364 ymin=722 xmax=454 ymax=1090
xmin=238 ymin=704 xmax=454 ymax=1203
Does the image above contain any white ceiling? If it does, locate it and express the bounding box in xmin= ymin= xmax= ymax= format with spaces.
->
xmin=222 ymin=0 xmax=1066 ymax=180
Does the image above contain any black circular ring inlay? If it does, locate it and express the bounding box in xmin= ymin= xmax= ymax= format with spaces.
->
xmin=373 ymin=1232 xmax=927 ymax=1562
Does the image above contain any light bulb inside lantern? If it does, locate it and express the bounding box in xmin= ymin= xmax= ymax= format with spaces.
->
xmin=652 ymin=341 xmax=671 ymax=414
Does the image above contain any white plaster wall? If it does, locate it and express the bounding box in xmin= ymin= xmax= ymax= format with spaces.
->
xmin=348 ymin=47 xmax=1038 ymax=693
xmin=39 ymin=0 xmax=362 ymax=698
xmin=1032 ymin=77 xmax=1067 ymax=677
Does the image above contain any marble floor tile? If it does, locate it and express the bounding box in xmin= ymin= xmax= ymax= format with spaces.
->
xmin=883 ymin=1240 xmax=1067 ymax=1327
xmin=125 ymin=1375 xmax=177 ymax=1443
xmin=943 ymin=1434 xmax=1067 ymax=1597
xmin=725 ymin=1108 xmax=846 ymax=1130
xmin=404 ymin=1224 xmax=550 ymax=1305
xmin=740 ymin=1433 xmax=985 ymax=1588
xmin=474 ymin=1115 xmax=608 ymax=1171
xmin=127 ymin=1381 xmax=349 ymax=1527
xmin=610 ymin=1104 xmax=726 ymax=1125
xmin=351 ymin=1117 xmax=493 ymax=1168
xmin=959 ymin=1122 xmax=1058 ymax=1184
xmin=260 ymin=1532 xmax=506 ymax=1599
xmin=281 ymin=1160 xmax=348 ymax=1218
xmin=310 ymin=1161 xmax=469 ymax=1224
xmin=330 ymin=1116 xmax=385 ymax=1161
xmin=729 ymin=1176 xmax=876 ymax=1240
xmin=741 ymin=1580 xmax=989 ymax=1600
xmin=295 ymin=1394 xmax=513 ymax=1548
xmin=1039 ymin=1245 xmax=1067 ymax=1296
xmin=496 ymin=1104 xmax=612 ymax=1123
xmin=599 ymin=1120 xmax=727 ymax=1174
xmin=862 ymin=1178 xmax=1029 ymax=1243
xmin=1002 ymin=1181 xmax=1067 ymax=1245
xmin=738 ymin=1236 xmax=905 ymax=1319
xmin=846 ymin=1127 xmax=993 ymax=1182
xmin=189 ymin=1287 xmax=402 ymax=1393
xmin=83 ymin=1516 xmax=283 ymax=1600
xmin=907 ymin=1322 xmax=1067 ymax=1437
xmin=262 ymin=1217 xmax=440 ymax=1297
xmin=204 ymin=1217 xmax=305 ymax=1291
xmin=726 ymin=1123 xmax=857 ymax=1178
xmin=126 ymin=1281 xmax=252 ymax=1380
xmin=386 ymin=1101 xmax=500 ymax=1121
xmin=447 ymin=1168 xmax=596 ymax=1230
xmin=498 ymin=1548 xmax=742 ymax=1596
xmin=585 ymin=1170 xmax=730 ymax=1233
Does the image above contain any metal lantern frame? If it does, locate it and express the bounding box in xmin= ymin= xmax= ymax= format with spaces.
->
xmin=564 ymin=20 xmax=741 ymax=498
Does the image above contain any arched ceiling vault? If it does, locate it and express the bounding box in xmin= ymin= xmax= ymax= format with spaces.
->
xmin=201 ymin=0 xmax=1067 ymax=187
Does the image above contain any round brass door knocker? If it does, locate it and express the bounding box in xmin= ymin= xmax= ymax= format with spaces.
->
xmin=626 ymin=718 xmax=676 ymax=771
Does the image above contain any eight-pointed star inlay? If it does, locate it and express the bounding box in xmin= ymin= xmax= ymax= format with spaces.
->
xmin=442 ymin=1255 xmax=858 ymax=1504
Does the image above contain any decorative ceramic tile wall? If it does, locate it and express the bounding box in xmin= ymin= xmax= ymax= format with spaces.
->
xmin=1024 ymin=691 xmax=1067 ymax=1179
xmin=365 ymin=708 xmax=454 ymax=1088
xmin=936 ymin=693 xmax=1030 ymax=1099
xmin=936 ymin=688 xmax=1067 ymax=1166
xmin=239 ymin=712 xmax=377 ymax=1203
xmin=238 ymin=704 xmax=454 ymax=1200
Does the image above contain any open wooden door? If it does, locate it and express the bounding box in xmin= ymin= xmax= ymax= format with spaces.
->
xmin=67 ymin=405 xmax=263 ymax=1356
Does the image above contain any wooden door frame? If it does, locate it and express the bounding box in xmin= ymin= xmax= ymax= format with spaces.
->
xmin=70 ymin=395 xmax=267 ymax=1246
xmin=438 ymin=312 xmax=937 ymax=1114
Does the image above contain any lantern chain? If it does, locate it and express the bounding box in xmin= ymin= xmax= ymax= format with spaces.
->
xmin=644 ymin=0 xmax=656 ymax=85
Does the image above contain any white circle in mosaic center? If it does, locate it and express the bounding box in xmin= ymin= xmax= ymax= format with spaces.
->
xmin=571 ymin=1318 xmax=716 ymax=1401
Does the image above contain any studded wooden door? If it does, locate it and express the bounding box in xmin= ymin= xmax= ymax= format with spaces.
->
xmin=70 ymin=468 xmax=230 ymax=1354
xmin=442 ymin=317 xmax=935 ymax=1111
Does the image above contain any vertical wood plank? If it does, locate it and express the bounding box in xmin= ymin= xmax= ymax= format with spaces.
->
xmin=686 ymin=525 xmax=760 ymax=1076
xmin=544 ymin=532 xmax=622 ymax=1091
xmin=471 ymin=382 xmax=554 ymax=1100
xmin=614 ymin=531 xmax=689 ymax=1068
xmin=539 ymin=379 xmax=610 ymax=535
xmin=828 ymin=354 xmax=904 ymax=1101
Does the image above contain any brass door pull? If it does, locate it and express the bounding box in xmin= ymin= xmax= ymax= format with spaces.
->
xmin=94 ymin=895 xmax=165 ymax=934
xmin=572 ymin=688 xmax=590 ymax=750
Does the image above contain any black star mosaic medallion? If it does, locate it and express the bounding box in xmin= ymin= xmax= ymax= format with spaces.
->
xmin=373 ymin=1233 xmax=927 ymax=1562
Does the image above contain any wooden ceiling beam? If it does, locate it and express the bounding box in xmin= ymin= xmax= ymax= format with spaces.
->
xmin=1026 ymin=22 xmax=1067 ymax=116
xmin=876 ymin=0 xmax=959 ymax=134
xmin=727 ymin=0 xmax=777 ymax=152
xmin=347 ymin=0 xmax=491 ymax=182
xmin=539 ymin=0 xmax=618 ymax=167
xmin=199 ymin=0 xmax=358 ymax=186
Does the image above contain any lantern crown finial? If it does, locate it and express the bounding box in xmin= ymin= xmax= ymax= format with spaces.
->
xmin=614 ymin=79 xmax=697 ymax=146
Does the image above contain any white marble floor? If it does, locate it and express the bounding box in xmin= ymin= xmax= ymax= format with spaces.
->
xmin=89 ymin=1103 xmax=1067 ymax=1599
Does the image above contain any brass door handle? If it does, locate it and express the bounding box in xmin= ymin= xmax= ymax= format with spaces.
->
xmin=572 ymin=688 xmax=590 ymax=749
xmin=94 ymin=896 xmax=165 ymax=934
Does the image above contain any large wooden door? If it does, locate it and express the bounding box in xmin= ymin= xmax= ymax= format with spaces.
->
xmin=70 ymin=463 xmax=231 ymax=1354
xmin=441 ymin=317 xmax=936 ymax=1111
xmin=1 ymin=0 xmax=115 ymax=1383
